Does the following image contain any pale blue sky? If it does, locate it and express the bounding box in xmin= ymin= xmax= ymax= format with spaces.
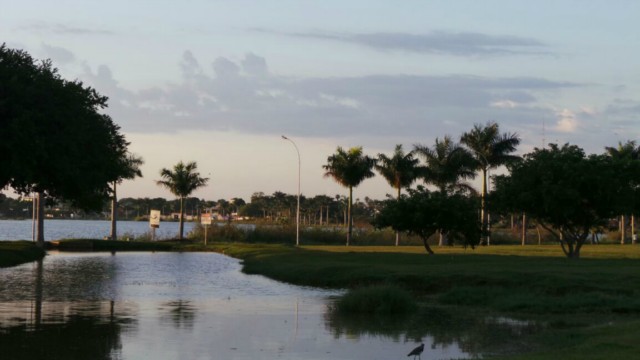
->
xmin=3 ymin=1 xmax=639 ymax=201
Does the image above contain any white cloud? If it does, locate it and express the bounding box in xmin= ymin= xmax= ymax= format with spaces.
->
xmin=555 ymin=109 xmax=579 ymax=132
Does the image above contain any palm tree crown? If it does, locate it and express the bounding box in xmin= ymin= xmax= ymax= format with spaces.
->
xmin=375 ymin=144 xmax=420 ymax=197
xmin=323 ymin=146 xmax=376 ymax=245
xmin=414 ymin=136 xmax=476 ymax=195
xmin=157 ymin=161 xmax=209 ymax=240
xmin=605 ymin=140 xmax=640 ymax=160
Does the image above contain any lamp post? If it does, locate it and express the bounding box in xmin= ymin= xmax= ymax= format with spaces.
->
xmin=282 ymin=135 xmax=300 ymax=246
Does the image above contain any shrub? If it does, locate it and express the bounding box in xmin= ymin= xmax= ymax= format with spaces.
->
xmin=334 ymin=284 xmax=417 ymax=314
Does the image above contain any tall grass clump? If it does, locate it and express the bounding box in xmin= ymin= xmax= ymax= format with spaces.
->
xmin=334 ymin=284 xmax=417 ymax=314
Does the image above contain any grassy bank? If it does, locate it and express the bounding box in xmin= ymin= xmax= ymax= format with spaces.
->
xmin=0 ymin=241 xmax=46 ymax=267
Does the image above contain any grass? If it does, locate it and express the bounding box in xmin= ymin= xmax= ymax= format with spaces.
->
xmin=0 ymin=241 xmax=46 ymax=267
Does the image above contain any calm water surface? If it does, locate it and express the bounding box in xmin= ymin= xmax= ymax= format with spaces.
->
xmin=0 ymin=219 xmax=195 ymax=241
xmin=0 ymin=252 xmax=480 ymax=360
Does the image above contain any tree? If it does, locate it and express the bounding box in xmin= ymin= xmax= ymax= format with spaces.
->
xmin=414 ymin=136 xmax=477 ymax=194
xmin=604 ymin=140 xmax=640 ymax=244
xmin=156 ymin=161 xmax=209 ymax=240
xmin=373 ymin=187 xmax=480 ymax=254
xmin=461 ymin=122 xmax=520 ymax=245
xmin=375 ymin=144 xmax=420 ymax=246
xmin=493 ymin=144 xmax=638 ymax=258
xmin=415 ymin=136 xmax=477 ymax=246
xmin=110 ymin=154 xmax=144 ymax=240
xmin=1 ymin=44 xmax=132 ymax=246
xmin=323 ymin=146 xmax=376 ymax=245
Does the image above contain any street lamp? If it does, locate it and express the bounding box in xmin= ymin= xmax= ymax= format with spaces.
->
xmin=282 ymin=135 xmax=300 ymax=246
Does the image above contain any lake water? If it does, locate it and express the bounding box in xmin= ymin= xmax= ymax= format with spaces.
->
xmin=0 ymin=252 xmax=479 ymax=359
xmin=0 ymin=219 xmax=196 ymax=241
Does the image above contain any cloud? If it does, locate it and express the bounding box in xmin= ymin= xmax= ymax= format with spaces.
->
xmin=555 ymin=109 xmax=579 ymax=132
xmin=256 ymin=29 xmax=548 ymax=56
xmin=41 ymin=43 xmax=76 ymax=64
xmin=17 ymin=22 xmax=114 ymax=35
xmin=78 ymin=51 xmax=586 ymax=142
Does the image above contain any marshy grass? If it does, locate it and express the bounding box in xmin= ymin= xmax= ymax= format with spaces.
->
xmin=333 ymin=284 xmax=417 ymax=314
xmin=0 ymin=241 xmax=46 ymax=267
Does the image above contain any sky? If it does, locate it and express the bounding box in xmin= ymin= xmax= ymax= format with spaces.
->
xmin=2 ymin=0 xmax=639 ymax=202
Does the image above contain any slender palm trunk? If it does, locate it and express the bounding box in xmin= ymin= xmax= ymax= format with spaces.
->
xmin=179 ymin=196 xmax=185 ymax=240
xmin=395 ymin=186 xmax=400 ymax=246
xmin=36 ymin=191 xmax=45 ymax=247
xmin=481 ymin=168 xmax=489 ymax=245
xmin=521 ymin=212 xmax=527 ymax=246
xmin=347 ymin=186 xmax=353 ymax=246
xmin=621 ymin=215 xmax=626 ymax=244
xmin=632 ymin=214 xmax=636 ymax=244
xmin=110 ymin=182 xmax=117 ymax=240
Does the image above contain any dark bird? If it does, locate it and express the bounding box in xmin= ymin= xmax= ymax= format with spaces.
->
xmin=407 ymin=343 xmax=424 ymax=359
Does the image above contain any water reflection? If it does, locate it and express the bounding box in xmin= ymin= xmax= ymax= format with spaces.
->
xmin=159 ymin=300 xmax=197 ymax=330
xmin=0 ymin=260 xmax=136 ymax=360
xmin=0 ymin=252 xmax=543 ymax=359
xmin=325 ymin=305 xmax=544 ymax=358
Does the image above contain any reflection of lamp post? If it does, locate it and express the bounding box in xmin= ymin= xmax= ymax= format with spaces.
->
xmin=282 ymin=135 xmax=300 ymax=246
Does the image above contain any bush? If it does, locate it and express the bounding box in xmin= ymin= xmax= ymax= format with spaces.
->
xmin=334 ymin=284 xmax=418 ymax=314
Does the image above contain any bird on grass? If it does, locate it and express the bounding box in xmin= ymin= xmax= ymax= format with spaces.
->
xmin=407 ymin=343 xmax=424 ymax=359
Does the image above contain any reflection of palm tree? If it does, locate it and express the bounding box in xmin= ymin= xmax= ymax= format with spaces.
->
xmin=323 ymin=147 xmax=376 ymax=246
xmin=110 ymin=153 xmax=143 ymax=240
xmin=156 ymin=161 xmax=209 ymax=240
xmin=461 ymin=122 xmax=520 ymax=245
xmin=160 ymin=300 xmax=197 ymax=329
xmin=375 ymin=145 xmax=420 ymax=246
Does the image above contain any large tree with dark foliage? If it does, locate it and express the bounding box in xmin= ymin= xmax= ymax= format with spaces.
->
xmin=373 ymin=187 xmax=480 ymax=254
xmin=493 ymin=144 xmax=640 ymax=258
xmin=0 ymin=44 xmax=132 ymax=245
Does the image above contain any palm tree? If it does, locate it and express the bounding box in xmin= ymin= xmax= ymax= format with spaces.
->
xmin=323 ymin=146 xmax=376 ymax=246
xmin=414 ymin=136 xmax=477 ymax=194
xmin=461 ymin=122 xmax=520 ymax=245
xmin=375 ymin=144 xmax=420 ymax=246
xmin=605 ymin=140 xmax=640 ymax=244
xmin=110 ymin=153 xmax=144 ymax=240
xmin=156 ymin=161 xmax=209 ymax=240
xmin=414 ymin=136 xmax=476 ymax=245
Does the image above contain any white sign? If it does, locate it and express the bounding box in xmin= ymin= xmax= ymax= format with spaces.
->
xmin=201 ymin=213 xmax=212 ymax=225
xmin=149 ymin=210 xmax=161 ymax=228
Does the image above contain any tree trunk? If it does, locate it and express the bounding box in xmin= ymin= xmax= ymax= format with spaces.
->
xmin=346 ymin=187 xmax=353 ymax=246
xmin=110 ymin=182 xmax=117 ymax=241
xmin=632 ymin=214 xmax=636 ymax=244
xmin=481 ymin=167 xmax=489 ymax=245
xmin=521 ymin=212 xmax=527 ymax=246
xmin=395 ymin=186 xmax=400 ymax=246
xmin=179 ymin=196 xmax=185 ymax=240
xmin=421 ymin=236 xmax=435 ymax=255
xmin=621 ymin=215 xmax=626 ymax=245
xmin=36 ymin=191 xmax=45 ymax=247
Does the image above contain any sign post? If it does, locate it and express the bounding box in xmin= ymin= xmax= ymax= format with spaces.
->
xmin=201 ymin=213 xmax=212 ymax=245
xmin=149 ymin=210 xmax=161 ymax=241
